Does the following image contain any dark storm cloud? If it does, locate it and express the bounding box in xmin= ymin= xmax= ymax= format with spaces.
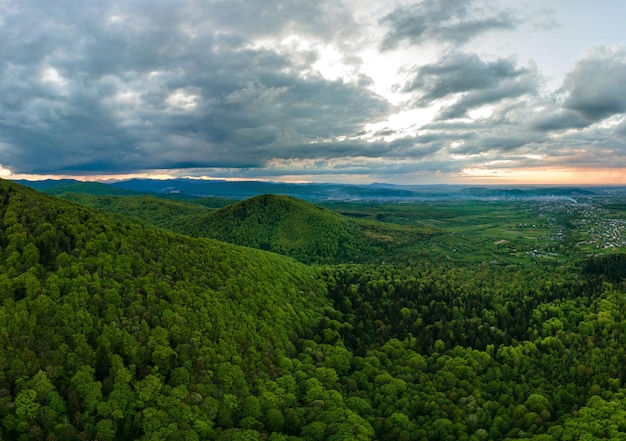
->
xmin=400 ymin=52 xmax=538 ymax=119
xmin=402 ymin=53 xmax=522 ymax=98
xmin=477 ymin=133 xmax=545 ymax=152
xmin=259 ymin=135 xmax=442 ymax=163
xmin=381 ymin=0 xmax=517 ymax=50
xmin=0 ymin=0 xmax=389 ymax=175
xmin=561 ymin=46 xmax=626 ymax=122
xmin=531 ymin=109 xmax=588 ymax=131
xmin=526 ymin=47 xmax=626 ymax=134
xmin=400 ymin=45 xmax=626 ymax=173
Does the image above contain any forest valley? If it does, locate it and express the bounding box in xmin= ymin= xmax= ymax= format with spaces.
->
xmin=2 ymin=178 xmax=626 ymax=440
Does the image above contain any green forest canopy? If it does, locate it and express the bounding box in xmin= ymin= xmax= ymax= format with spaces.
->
xmin=1 ymin=178 xmax=626 ymax=440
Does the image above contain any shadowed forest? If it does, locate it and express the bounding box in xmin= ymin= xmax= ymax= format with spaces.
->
xmin=2 ymin=179 xmax=626 ymax=440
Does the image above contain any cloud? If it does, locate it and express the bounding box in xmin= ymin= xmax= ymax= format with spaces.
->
xmin=400 ymin=52 xmax=539 ymax=119
xmin=526 ymin=46 xmax=626 ymax=132
xmin=196 ymin=0 xmax=358 ymax=42
xmin=0 ymin=0 xmax=625 ymax=183
xmin=389 ymin=43 xmax=626 ymax=173
xmin=530 ymin=109 xmax=588 ymax=131
xmin=0 ymin=0 xmax=389 ymax=175
xmin=617 ymin=121 xmax=626 ymax=140
xmin=561 ymin=45 xmax=626 ymax=122
xmin=408 ymin=45 xmax=626 ymax=168
xmin=381 ymin=0 xmax=517 ymax=50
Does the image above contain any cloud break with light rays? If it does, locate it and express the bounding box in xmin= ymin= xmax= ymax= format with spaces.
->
xmin=1 ymin=0 xmax=626 ymax=184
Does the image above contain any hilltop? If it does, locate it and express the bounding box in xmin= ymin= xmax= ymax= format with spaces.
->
xmin=179 ymin=194 xmax=377 ymax=264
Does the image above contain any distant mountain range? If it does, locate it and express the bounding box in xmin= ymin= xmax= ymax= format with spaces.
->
xmin=15 ymin=177 xmax=624 ymax=201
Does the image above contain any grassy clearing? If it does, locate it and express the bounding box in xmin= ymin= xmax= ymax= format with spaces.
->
xmin=330 ymin=200 xmax=587 ymax=266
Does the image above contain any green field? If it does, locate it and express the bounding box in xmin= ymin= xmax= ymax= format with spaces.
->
xmin=324 ymin=199 xmax=612 ymax=266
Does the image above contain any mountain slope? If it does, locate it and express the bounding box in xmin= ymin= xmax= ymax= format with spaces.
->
xmin=0 ymin=179 xmax=329 ymax=439
xmin=178 ymin=194 xmax=381 ymax=263
xmin=16 ymin=179 xmax=139 ymax=196
xmin=55 ymin=192 xmax=214 ymax=229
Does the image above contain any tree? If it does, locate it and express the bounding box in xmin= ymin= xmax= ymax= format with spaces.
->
xmin=6 ymin=389 xmax=40 ymax=432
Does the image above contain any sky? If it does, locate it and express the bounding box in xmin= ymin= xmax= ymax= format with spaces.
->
xmin=1 ymin=0 xmax=626 ymax=185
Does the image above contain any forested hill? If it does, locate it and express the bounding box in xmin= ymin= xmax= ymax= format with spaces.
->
xmin=50 ymin=192 xmax=436 ymax=265
xmin=173 ymin=194 xmax=382 ymax=264
xmin=6 ymin=178 xmax=626 ymax=440
xmin=55 ymin=192 xmax=215 ymax=230
xmin=0 ymin=179 xmax=329 ymax=439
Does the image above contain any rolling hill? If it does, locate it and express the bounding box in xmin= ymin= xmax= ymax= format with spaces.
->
xmin=0 ymin=179 xmax=330 ymax=439
xmin=46 ymin=192 xmax=438 ymax=264
xmin=15 ymin=179 xmax=138 ymax=196
xmin=54 ymin=192 xmax=214 ymax=229
xmin=175 ymin=194 xmax=390 ymax=264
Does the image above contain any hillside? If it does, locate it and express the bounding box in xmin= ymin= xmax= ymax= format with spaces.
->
xmin=55 ymin=192 xmax=214 ymax=229
xmin=0 ymin=179 xmax=329 ymax=439
xmin=177 ymin=194 xmax=387 ymax=264
xmin=16 ymin=180 xmax=139 ymax=196
xmin=23 ymin=180 xmax=237 ymax=209
xmin=5 ymin=179 xmax=626 ymax=440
